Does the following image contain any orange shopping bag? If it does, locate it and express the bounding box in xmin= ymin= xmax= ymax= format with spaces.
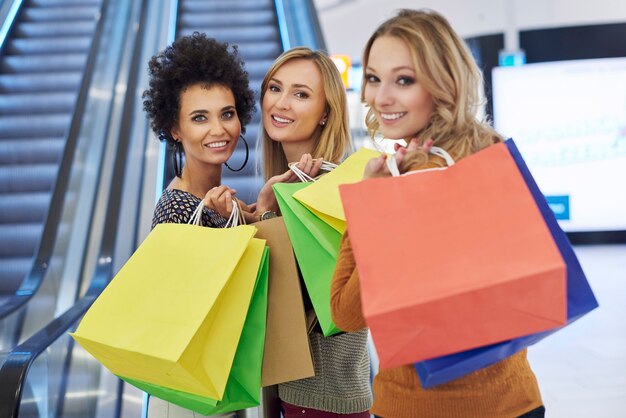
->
xmin=339 ymin=142 xmax=567 ymax=369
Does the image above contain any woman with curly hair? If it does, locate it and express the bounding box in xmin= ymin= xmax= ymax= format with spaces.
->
xmin=144 ymin=32 xmax=257 ymax=228
xmin=142 ymin=32 xmax=258 ymax=418
xmin=330 ymin=9 xmax=545 ymax=418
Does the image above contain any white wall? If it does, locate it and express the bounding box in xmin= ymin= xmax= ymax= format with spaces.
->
xmin=313 ymin=0 xmax=626 ymax=60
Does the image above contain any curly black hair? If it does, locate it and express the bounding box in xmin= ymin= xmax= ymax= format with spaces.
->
xmin=142 ymin=32 xmax=256 ymax=145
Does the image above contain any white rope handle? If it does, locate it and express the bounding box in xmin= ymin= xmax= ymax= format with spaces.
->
xmin=429 ymin=147 xmax=456 ymax=167
xmin=224 ymin=198 xmax=246 ymax=228
xmin=387 ymin=146 xmax=456 ymax=177
xmin=188 ymin=198 xmax=246 ymax=228
xmin=188 ymin=199 xmax=206 ymax=226
xmin=386 ymin=154 xmax=401 ymax=177
xmin=320 ymin=161 xmax=338 ymax=171
xmin=288 ymin=162 xmax=316 ymax=182
xmin=288 ymin=159 xmax=337 ymax=183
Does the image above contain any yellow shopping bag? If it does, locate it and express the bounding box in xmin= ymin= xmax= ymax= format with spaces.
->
xmin=293 ymin=148 xmax=381 ymax=233
xmin=70 ymin=224 xmax=266 ymax=401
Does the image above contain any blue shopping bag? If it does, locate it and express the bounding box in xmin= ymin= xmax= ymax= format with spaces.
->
xmin=414 ymin=139 xmax=599 ymax=388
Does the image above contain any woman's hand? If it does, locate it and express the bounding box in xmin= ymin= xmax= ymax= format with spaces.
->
xmin=253 ymin=153 xmax=324 ymax=220
xmin=202 ymin=185 xmax=237 ymax=218
xmin=238 ymin=201 xmax=259 ymax=224
xmin=293 ymin=153 xmax=324 ymax=180
xmin=395 ymin=138 xmax=433 ymax=173
xmin=363 ymin=137 xmax=433 ymax=179
xmin=254 ymin=169 xmax=293 ymax=218
xmin=363 ymin=153 xmax=391 ymax=179
xmin=396 ymin=137 xmax=434 ymax=173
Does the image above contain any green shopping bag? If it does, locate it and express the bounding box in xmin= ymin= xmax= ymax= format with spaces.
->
xmin=119 ymin=247 xmax=270 ymax=414
xmin=274 ymin=182 xmax=341 ymax=336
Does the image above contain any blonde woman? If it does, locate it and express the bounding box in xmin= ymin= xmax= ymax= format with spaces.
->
xmin=330 ymin=9 xmax=546 ymax=418
xmin=260 ymin=47 xmax=371 ymax=418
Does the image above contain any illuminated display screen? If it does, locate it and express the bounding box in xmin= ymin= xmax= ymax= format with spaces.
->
xmin=492 ymin=57 xmax=626 ymax=232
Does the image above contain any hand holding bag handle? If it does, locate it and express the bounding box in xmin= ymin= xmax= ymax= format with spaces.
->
xmin=188 ymin=198 xmax=246 ymax=228
xmin=386 ymin=146 xmax=456 ymax=177
xmin=288 ymin=159 xmax=337 ymax=183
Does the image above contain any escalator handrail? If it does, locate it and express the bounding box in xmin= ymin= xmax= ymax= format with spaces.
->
xmin=0 ymin=0 xmax=150 ymax=414
xmin=0 ymin=0 xmax=107 ymax=319
xmin=0 ymin=0 xmax=23 ymax=55
xmin=274 ymin=0 xmax=327 ymax=52
xmin=154 ymin=0 xmax=179 ymax=195
xmin=303 ymin=0 xmax=327 ymax=51
xmin=274 ymin=0 xmax=291 ymax=51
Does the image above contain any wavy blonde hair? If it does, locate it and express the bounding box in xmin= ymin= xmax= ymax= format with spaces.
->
xmin=362 ymin=9 xmax=502 ymax=166
xmin=260 ymin=47 xmax=351 ymax=180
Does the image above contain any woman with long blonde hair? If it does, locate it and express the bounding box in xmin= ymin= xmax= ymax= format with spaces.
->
xmin=251 ymin=47 xmax=351 ymax=219
xmin=331 ymin=9 xmax=546 ymax=418
xmin=259 ymin=47 xmax=371 ymax=418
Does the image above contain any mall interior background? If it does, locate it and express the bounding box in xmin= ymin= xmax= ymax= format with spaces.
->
xmin=0 ymin=0 xmax=624 ymax=417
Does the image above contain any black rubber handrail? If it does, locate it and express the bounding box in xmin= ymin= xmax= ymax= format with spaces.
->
xmin=0 ymin=0 xmax=150 ymax=414
xmin=0 ymin=0 xmax=108 ymax=320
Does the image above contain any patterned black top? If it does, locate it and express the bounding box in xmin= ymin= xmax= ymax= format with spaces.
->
xmin=151 ymin=189 xmax=228 ymax=229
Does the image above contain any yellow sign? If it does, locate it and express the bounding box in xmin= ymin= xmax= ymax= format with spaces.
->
xmin=331 ymin=54 xmax=351 ymax=89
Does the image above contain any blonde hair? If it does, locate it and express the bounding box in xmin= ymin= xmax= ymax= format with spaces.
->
xmin=260 ymin=47 xmax=351 ymax=180
xmin=362 ymin=9 xmax=501 ymax=166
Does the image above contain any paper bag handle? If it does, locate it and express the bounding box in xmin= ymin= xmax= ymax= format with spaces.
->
xmin=288 ymin=160 xmax=337 ymax=183
xmin=188 ymin=198 xmax=246 ymax=228
xmin=224 ymin=198 xmax=246 ymax=228
xmin=388 ymin=146 xmax=455 ymax=177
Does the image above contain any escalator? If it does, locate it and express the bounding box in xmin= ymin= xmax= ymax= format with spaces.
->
xmin=0 ymin=0 xmax=143 ymax=415
xmin=0 ymin=1 xmax=326 ymax=417
xmin=0 ymin=0 xmax=102 ymax=311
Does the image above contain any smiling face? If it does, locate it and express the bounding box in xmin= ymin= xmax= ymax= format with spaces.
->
xmin=170 ymin=83 xmax=241 ymax=168
xmin=363 ymin=35 xmax=435 ymax=141
xmin=262 ymin=58 xmax=327 ymax=148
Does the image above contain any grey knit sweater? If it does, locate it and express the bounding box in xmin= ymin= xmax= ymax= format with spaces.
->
xmin=278 ymin=328 xmax=372 ymax=413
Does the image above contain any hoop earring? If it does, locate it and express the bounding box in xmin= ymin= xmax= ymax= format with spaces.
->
xmin=173 ymin=140 xmax=184 ymax=177
xmin=224 ymin=134 xmax=249 ymax=172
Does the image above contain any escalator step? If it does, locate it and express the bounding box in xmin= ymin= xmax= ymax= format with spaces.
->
xmin=29 ymin=0 xmax=100 ymax=6
xmin=241 ymin=59 xmax=275 ymax=79
xmin=22 ymin=5 xmax=100 ymax=22
xmin=0 ymin=114 xmax=70 ymax=138
xmin=0 ymin=192 xmax=52 ymax=223
xmin=0 ymin=257 xmax=32 ymax=294
xmin=0 ymin=93 xmax=76 ymax=114
xmin=177 ymin=26 xmax=279 ymax=43
xmin=0 ymin=138 xmax=65 ymax=164
xmin=15 ymin=20 xmax=96 ymax=37
xmin=178 ymin=10 xmax=275 ymax=28
xmin=232 ymin=41 xmax=282 ymax=61
xmin=0 ymin=72 xmax=82 ymax=93
xmin=1 ymin=54 xmax=87 ymax=73
xmin=0 ymin=164 xmax=58 ymax=193
xmin=181 ymin=0 xmax=273 ymax=13
xmin=7 ymin=37 xmax=91 ymax=55
xmin=248 ymin=77 xmax=263 ymax=90
xmin=0 ymin=223 xmax=43 ymax=258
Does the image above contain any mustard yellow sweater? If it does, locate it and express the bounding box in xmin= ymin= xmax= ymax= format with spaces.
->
xmin=330 ymin=232 xmax=544 ymax=418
